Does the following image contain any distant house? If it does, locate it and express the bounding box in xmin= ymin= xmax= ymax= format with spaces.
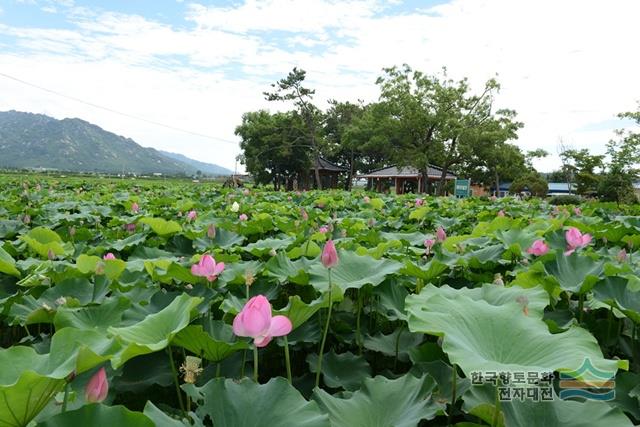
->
xmin=547 ymin=182 xmax=577 ymax=195
xmin=299 ymin=157 xmax=348 ymax=190
xmin=491 ymin=182 xmax=576 ymax=197
xmin=358 ymin=165 xmax=456 ymax=194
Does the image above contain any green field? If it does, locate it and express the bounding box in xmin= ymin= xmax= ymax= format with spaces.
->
xmin=1 ymin=174 xmax=639 ymax=426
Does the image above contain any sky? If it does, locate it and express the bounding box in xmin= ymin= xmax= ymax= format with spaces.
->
xmin=0 ymin=0 xmax=638 ymax=173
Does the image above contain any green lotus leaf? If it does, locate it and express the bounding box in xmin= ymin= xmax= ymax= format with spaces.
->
xmin=108 ymin=293 xmax=203 ymax=368
xmin=373 ymin=279 xmax=409 ymax=321
xmin=408 ymin=206 xmax=430 ymax=220
xmin=139 ymin=217 xmax=182 ymax=236
xmin=244 ymin=236 xmax=295 ymax=256
xmin=143 ymin=401 xmax=198 ymax=427
xmin=309 ymin=250 xmax=402 ymax=293
xmin=406 ymin=288 xmax=627 ymax=384
xmin=312 ymin=373 xmax=444 ymax=427
xmin=288 ymin=241 xmax=322 ymax=259
xmin=0 ymin=245 xmax=20 ymax=277
xmin=306 ymin=350 xmax=371 ymax=390
xmin=20 ymin=227 xmax=68 ymax=258
xmin=76 ymin=254 xmax=126 ymax=280
xmin=54 ymin=297 xmax=131 ymax=330
xmin=379 ymin=231 xmax=428 ymax=247
xmin=592 ymin=276 xmax=640 ymax=323
xmin=274 ymin=292 xmax=342 ymax=329
xmin=107 ymin=233 xmax=147 ymax=251
xmin=36 ymin=404 xmax=155 ymax=427
xmin=0 ymin=347 xmax=66 ymax=427
xmin=401 ymin=259 xmax=448 ymax=283
xmin=172 ymin=322 xmax=249 ymax=362
xmin=419 ymin=283 xmax=549 ymax=318
xmin=364 ymin=327 xmax=423 ymax=362
xmin=264 ymin=251 xmax=312 ymax=285
xmin=543 ymin=252 xmax=604 ymax=294
xmin=463 ymin=383 xmax=634 ymax=427
xmin=184 ymin=377 xmax=329 ymax=427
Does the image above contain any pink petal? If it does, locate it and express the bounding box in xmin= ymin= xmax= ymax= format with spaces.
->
xmin=191 ymin=264 xmax=203 ymax=276
xmin=213 ymin=262 xmax=225 ymax=276
xmin=254 ymin=335 xmax=272 ymax=347
xmin=581 ymin=234 xmax=592 ymax=246
xmin=232 ymin=312 xmax=248 ymax=336
xmin=200 ymin=255 xmax=215 ymax=275
xmin=268 ymin=315 xmax=293 ymax=337
xmin=564 ymin=248 xmax=576 ymax=256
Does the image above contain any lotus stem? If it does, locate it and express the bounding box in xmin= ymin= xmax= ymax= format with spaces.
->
xmin=578 ymin=293 xmax=584 ymax=323
xmin=394 ymin=326 xmax=403 ymax=371
xmin=284 ymin=335 xmax=292 ymax=384
xmin=216 ymin=362 xmax=221 ymax=378
xmin=356 ymin=290 xmax=363 ymax=355
xmin=491 ymin=384 xmax=501 ymax=427
xmin=253 ymin=346 xmax=259 ymax=383
xmin=316 ymin=269 xmax=334 ymax=388
xmin=167 ymin=347 xmax=186 ymax=415
xmin=448 ymin=363 xmax=457 ymax=426
xmin=61 ymin=382 xmax=69 ymax=413
xmin=240 ymin=350 xmax=246 ymax=378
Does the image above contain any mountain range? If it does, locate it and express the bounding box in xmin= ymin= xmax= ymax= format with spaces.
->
xmin=0 ymin=110 xmax=232 ymax=176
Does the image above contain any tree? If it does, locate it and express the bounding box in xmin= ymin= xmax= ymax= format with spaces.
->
xmin=510 ymin=172 xmax=548 ymax=197
xmin=323 ymin=100 xmax=365 ymax=189
xmin=264 ymin=68 xmax=324 ymax=189
xmin=598 ymin=103 xmax=640 ymax=203
xmin=560 ymin=149 xmax=604 ymax=196
xmin=375 ymin=65 xmax=522 ymax=194
xmin=235 ymin=110 xmax=309 ymax=190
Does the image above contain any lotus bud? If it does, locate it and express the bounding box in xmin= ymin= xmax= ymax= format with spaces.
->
xmin=23 ymin=214 xmax=31 ymax=224
xmin=207 ymin=224 xmax=216 ymax=239
xmin=239 ymin=213 xmax=248 ymax=221
xmin=436 ymin=227 xmax=447 ymax=242
xmin=55 ymin=296 xmax=67 ymax=306
xmin=321 ymin=240 xmax=339 ymax=269
xmin=269 ymin=248 xmax=277 ymax=257
xmin=85 ymin=367 xmax=109 ymax=403
xmin=617 ymin=249 xmax=628 ymax=262
xmin=47 ymin=248 xmax=55 ymax=260
xmin=69 ymin=226 xmax=76 ymax=237
xmin=231 ymin=202 xmax=240 ymax=212
xmin=131 ymin=202 xmax=139 ymax=213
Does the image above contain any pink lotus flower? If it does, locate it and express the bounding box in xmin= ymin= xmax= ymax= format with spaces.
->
xmin=191 ymin=254 xmax=225 ymax=281
xmin=363 ymin=196 xmax=370 ymax=204
xmin=564 ymin=227 xmax=592 ymax=255
xmin=85 ymin=367 xmax=108 ymax=403
xmin=424 ymin=238 xmax=435 ymax=255
xmin=243 ymin=188 xmax=250 ymax=196
xmin=497 ymin=210 xmax=505 ymax=217
xmin=207 ymin=224 xmax=216 ymax=239
xmin=527 ymin=240 xmax=549 ymax=256
xmin=239 ymin=213 xmax=248 ymax=221
xmin=436 ymin=227 xmax=447 ymax=242
xmin=573 ymin=207 xmax=582 ymax=216
xmin=187 ymin=210 xmax=197 ymax=221
xmin=103 ymin=253 xmax=116 ymax=260
xmin=232 ymin=295 xmax=292 ymax=347
xmin=617 ymin=248 xmax=628 ymax=262
xmin=318 ymin=225 xmax=329 ymax=234
xmin=301 ymin=209 xmax=309 ymax=221
xmin=125 ymin=223 xmax=136 ymax=233
xmin=321 ymin=239 xmax=339 ymax=268
xmin=131 ymin=202 xmax=139 ymax=213
xmin=415 ymin=198 xmax=424 ymax=207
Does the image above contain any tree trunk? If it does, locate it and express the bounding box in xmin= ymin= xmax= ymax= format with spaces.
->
xmin=437 ymin=162 xmax=451 ymax=196
xmin=421 ymin=170 xmax=429 ymax=194
xmin=495 ymin=170 xmax=500 ymax=197
xmin=347 ymin=149 xmax=355 ymax=190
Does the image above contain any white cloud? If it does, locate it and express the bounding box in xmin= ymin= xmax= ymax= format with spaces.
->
xmin=0 ymin=0 xmax=639 ymax=172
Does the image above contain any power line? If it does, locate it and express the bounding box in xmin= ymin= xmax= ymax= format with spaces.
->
xmin=0 ymin=71 xmax=238 ymax=145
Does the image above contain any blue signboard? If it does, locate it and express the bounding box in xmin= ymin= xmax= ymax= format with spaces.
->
xmin=455 ymin=179 xmax=471 ymax=198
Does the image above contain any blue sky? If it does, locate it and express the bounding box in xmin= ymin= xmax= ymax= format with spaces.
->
xmin=0 ymin=0 xmax=638 ymax=171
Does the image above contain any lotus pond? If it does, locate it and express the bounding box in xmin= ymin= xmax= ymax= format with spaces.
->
xmin=1 ymin=175 xmax=640 ymax=426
